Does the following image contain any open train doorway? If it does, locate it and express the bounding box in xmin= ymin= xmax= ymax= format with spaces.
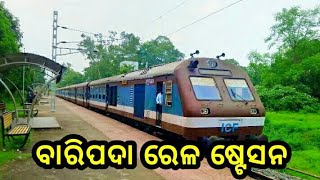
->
xmin=156 ymin=82 xmax=163 ymax=126
xmin=105 ymin=84 xmax=109 ymax=110
xmin=134 ymin=84 xmax=145 ymax=118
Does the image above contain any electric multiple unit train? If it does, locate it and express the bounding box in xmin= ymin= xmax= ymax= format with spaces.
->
xmin=56 ymin=56 xmax=266 ymax=142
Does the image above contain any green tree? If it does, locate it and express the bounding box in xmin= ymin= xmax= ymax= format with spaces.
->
xmin=266 ymin=6 xmax=320 ymax=52
xmin=119 ymin=64 xmax=135 ymax=74
xmin=300 ymin=52 xmax=320 ymax=98
xmin=0 ymin=2 xmax=22 ymax=47
xmin=79 ymin=32 xmax=184 ymax=80
xmin=138 ymin=36 xmax=184 ymax=68
xmin=246 ymin=51 xmax=271 ymax=85
xmin=247 ymin=5 xmax=320 ymax=111
xmin=79 ymin=31 xmax=141 ymax=80
xmin=57 ymin=63 xmax=84 ymax=87
xmin=0 ymin=2 xmax=39 ymax=102
xmin=0 ymin=2 xmax=20 ymax=55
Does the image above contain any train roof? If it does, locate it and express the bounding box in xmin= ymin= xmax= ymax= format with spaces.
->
xmin=56 ymin=82 xmax=89 ymax=90
xmin=56 ymin=57 xmax=244 ymax=89
xmin=88 ymin=60 xmax=182 ymax=86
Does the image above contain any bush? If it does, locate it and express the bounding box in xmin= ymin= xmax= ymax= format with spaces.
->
xmin=256 ymin=85 xmax=320 ymax=112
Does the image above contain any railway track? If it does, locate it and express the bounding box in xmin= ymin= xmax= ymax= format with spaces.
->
xmin=108 ymin=112 xmax=310 ymax=180
xmin=103 ymin=110 xmax=292 ymax=180
xmin=249 ymin=169 xmax=276 ymax=180
xmin=67 ymin=99 xmax=314 ymax=180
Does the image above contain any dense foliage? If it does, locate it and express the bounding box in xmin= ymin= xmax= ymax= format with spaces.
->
xmin=0 ymin=1 xmax=21 ymax=54
xmin=57 ymin=31 xmax=184 ymax=87
xmin=246 ymin=5 xmax=320 ymax=112
xmin=57 ymin=63 xmax=84 ymax=88
xmin=257 ymin=85 xmax=319 ymax=112
xmin=0 ymin=2 xmax=44 ymax=101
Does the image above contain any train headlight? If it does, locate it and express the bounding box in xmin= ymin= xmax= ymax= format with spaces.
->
xmin=200 ymin=108 xmax=210 ymax=115
xmin=250 ymin=108 xmax=258 ymax=115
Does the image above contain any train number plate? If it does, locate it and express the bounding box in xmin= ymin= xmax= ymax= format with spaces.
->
xmin=219 ymin=120 xmax=240 ymax=133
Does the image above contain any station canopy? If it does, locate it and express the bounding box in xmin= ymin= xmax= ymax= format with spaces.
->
xmin=0 ymin=53 xmax=65 ymax=83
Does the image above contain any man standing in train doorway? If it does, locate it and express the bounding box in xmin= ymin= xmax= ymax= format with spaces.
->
xmin=156 ymin=90 xmax=163 ymax=126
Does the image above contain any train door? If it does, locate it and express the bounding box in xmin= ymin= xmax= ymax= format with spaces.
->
xmin=105 ymin=84 xmax=109 ymax=110
xmin=134 ymin=84 xmax=145 ymax=118
xmin=108 ymin=86 xmax=117 ymax=106
xmin=86 ymin=86 xmax=90 ymax=107
xmin=156 ymin=82 xmax=163 ymax=126
xmin=75 ymin=88 xmax=77 ymax=104
xmin=82 ymin=87 xmax=85 ymax=106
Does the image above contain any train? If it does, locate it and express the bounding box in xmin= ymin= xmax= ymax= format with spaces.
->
xmin=56 ymin=55 xmax=267 ymax=143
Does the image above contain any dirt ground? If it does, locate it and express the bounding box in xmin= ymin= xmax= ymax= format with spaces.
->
xmin=0 ymin=98 xmax=249 ymax=180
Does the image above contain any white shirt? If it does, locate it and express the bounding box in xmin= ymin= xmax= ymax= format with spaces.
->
xmin=156 ymin=93 xmax=163 ymax=105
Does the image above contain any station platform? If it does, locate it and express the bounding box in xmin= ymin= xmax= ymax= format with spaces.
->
xmin=0 ymin=97 xmax=251 ymax=180
xmin=18 ymin=117 xmax=61 ymax=129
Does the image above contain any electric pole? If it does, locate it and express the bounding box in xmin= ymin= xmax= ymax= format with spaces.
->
xmin=52 ymin=11 xmax=58 ymax=62
xmin=50 ymin=11 xmax=58 ymax=112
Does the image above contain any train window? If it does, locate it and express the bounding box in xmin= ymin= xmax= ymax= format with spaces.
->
xmin=165 ymin=81 xmax=173 ymax=106
xmin=224 ymin=79 xmax=254 ymax=101
xmin=103 ymin=94 xmax=106 ymax=99
xmin=190 ymin=77 xmax=221 ymax=100
xmin=99 ymin=94 xmax=101 ymax=99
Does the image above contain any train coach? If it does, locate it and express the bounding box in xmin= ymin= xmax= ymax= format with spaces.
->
xmin=57 ymin=56 xmax=266 ymax=142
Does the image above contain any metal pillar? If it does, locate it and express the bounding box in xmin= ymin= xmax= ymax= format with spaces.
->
xmin=0 ymin=75 xmax=24 ymax=106
xmin=50 ymin=83 xmax=56 ymax=112
xmin=52 ymin=11 xmax=58 ymax=62
xmin=22 ymin=50 xmax=27 ymax=101
xmin=29 ymin=74 xmax=59 ymax=123
xmin=0 ymin=78 xmax=19 ymax=120
xmin=23 ymin=66 xmax=25 ymax=100
xmin=50 ymin=11 xmax=58 ymax=112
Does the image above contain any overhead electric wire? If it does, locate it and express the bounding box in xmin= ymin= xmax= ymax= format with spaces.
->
xmin=57 ymin=25 xmax=124 ymax=43
xmin=152 ymin=0 xmax=190 ymax=22
xmin=58 ymin=41 xmax=81 ymax=44
xmin=58 ymin=25 xmax=109 ymax=37
xmin=166 ymin=0 xmax=245 ymax=36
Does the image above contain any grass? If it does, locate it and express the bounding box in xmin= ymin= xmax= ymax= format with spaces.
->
xmin=0 ymin=98 xmax=32 ymax=169
xmin=0 ymin=151 xmax=31 ymax=179
xmin=264 ymin=111 xmax=320 ymax=179
xmin=0 ymin=151 xmax=30 ymax=166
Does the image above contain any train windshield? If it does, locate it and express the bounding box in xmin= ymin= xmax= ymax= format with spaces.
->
xmin=190 ymin=77 xmax=221 ymax=100
xmin=224 ymin=79 xmax=254 ymax=101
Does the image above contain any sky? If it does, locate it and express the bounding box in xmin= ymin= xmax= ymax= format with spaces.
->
xmin=3 ymin=0 xmax=319 ymax=72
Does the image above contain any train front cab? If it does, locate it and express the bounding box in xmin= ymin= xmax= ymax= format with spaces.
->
xmin=174 ymin=58 xmax=266 ymax=141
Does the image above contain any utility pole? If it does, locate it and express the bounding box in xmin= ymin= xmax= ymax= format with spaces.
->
xmin=50 ymin=11 xmax=58 ymax=112
xmin=52 ymin=11 xmax=58 ymax=62
xmin=22 ymin=65 xmax=25 ymax=100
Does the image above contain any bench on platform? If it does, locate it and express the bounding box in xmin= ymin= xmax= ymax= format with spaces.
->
xmin=21 ymin=103 xmax=38 ymax=117
xmin=0 ymin=111 xmax=31 ymax=148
